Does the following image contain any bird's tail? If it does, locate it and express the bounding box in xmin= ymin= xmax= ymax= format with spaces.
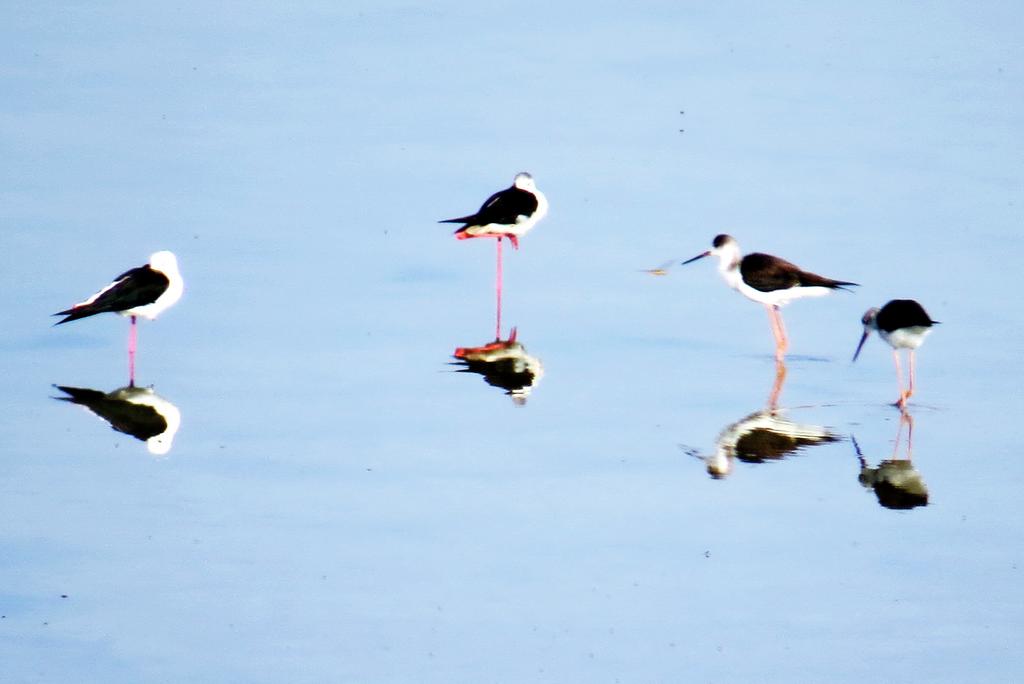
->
xmin=52 ymin=307 xmax=97 ymax=325
xmin=53 ymin=385 xmax=105 ymax=403
xmin=799 ymin=272 xmax=859 ymax=291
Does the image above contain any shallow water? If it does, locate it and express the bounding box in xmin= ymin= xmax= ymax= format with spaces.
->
xmin=3 ymin=2 xmax=1023 ymax=682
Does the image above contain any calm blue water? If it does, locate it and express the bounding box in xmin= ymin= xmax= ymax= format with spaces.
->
xmin=2 ymin=2 xmax=1022 ymax=682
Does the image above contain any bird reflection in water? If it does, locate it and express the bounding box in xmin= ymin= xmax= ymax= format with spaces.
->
xmin=53 ymin=383 xmax=181 ymax=456
xmin=691 ymin=362 xmax=839 ymax=478
xmin=452 ymin=327 xmax=544 ymax=405
xmin=852 ymin=413 xmax=928 ymax=510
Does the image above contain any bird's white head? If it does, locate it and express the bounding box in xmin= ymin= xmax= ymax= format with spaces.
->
xmin=513 ymin=172 xmax=536 ymax=191
xmin=709 ymin=234 xmax=741 ymax=263
xmin=682 ymin=234 xmax=741 ymax=270
xmin=149 ymin=251 xmax=179 ymax=275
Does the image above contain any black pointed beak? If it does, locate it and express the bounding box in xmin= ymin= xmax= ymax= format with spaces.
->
xmin=852 ymin=330 xmax=870 ymax=362
xmin=681 ymin=250 xmax=711 ymax=265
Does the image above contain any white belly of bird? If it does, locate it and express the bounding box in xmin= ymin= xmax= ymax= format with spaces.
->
xmin=464 ymin=216 xmax=537 ymax=238
xmin=880 ymin=326 xmax=931 ymax=350
xmin=732 ymin=278 xmax=832 ymax=307
xmin=465 ymin=193 xmax=549 ymax=238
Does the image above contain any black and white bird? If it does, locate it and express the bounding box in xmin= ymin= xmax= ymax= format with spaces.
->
xmin=853 ymin=299 xmax=938 ymax=410
xmin=440 ymin=172 xmax=548 ymax=249
xmin=54 ymin=384 xmax=182 ymax=456
xmin=682 ymin=234 xmax=857 ymax=361
xmin=54 ymin=251 xmax=184 ymax=385
xmin=441 ymin=172 xmax=548 ymax=338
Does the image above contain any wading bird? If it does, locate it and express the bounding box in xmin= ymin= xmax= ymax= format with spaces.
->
xmin=440 ymin=173 xmax=548 ymax=337
xmin=681 ymin=234 xmax=857 ymax=361
xmin=53 ymin=251 xmax=184 ymax=385
xmin=853 ymin=299 xmax=938 ymax=410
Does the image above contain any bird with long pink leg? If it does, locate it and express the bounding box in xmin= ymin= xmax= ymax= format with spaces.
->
xmin=53 ymin=251 xmax=184 ymax=386
xmin=853 ymin=299 xmax=939 ymax=411
xmin=680 ymin=234 xmax=858 ymax=361
xmin=440 ymin=172 xmax=548 ymax=338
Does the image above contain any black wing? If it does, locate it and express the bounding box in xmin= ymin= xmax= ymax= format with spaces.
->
xmin=741 ymin=253 xmax=857 ymax=292
xmin=740 ymin=253 xmax=804 ymax=292
xmin=54 ymin=266 xmax=169 ymax=323
xmin=440 ymin=186 xmax=538 ymax=226
xmin=55 ymin=385 xmax=168 ymax=441
xmin=876 ymin=299 xmax=935 ymax=332
xmin=454 ymin=357 xmax=537 ymax=394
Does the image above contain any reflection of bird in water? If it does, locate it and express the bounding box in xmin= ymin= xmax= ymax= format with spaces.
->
xmin=452 ymin=328 xmax=544 ymax=406
xmin=440 ymin=173 xmax=548 ymax=339
xmin=703 ymin=409 xmax=840 ymax=479
xmin=852 ymin=415 xmax=928 ymax=510
xmin=680 ymin=234 xmax=857 ymax=361
xmin=853 ymin=299 xmax=939 ymax=411
xmin=54 ymin=384 xmax=182 ymax=456
xmin=690 ymin=362 xmax=839 ymax=478
xmin=53 ymin=251 xmax=184 ymax=386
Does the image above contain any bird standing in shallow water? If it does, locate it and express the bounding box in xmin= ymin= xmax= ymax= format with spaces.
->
xmin=681 ymin=234 xmax=857 ymax=361
xmin=440 ymin=172 xmax=548 ymax=338
xmin=853 ymin=299 xmax=938 ymax=410
xmin=54 ymin=251 xmax=184 ymax=386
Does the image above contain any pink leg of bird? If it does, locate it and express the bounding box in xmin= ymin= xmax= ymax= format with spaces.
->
xmin=128 ymin=315 xmax=138 ymax=387
xmin=909 ymin=411 xmax=917 ymax=458
xmin=907 ymin=350 xmax=917 ymax=402
xmin=774 ymin=307 xmax=789 ymax=358
xmin=892 ymin=411 xmax=914 ymax=459
xmin=764 ymin=306 xmax=778 ymax=349
xmin=495 ymin=236 xmax=503 ymax=340
xmin=765 ymin=305 xmax=789 ymax=361
xmin=892 ymin=349 xmax=907 ymax=410
xmin=767 ymin=359 xmax=787 ymax=411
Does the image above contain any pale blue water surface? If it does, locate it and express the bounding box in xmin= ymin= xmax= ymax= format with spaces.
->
xmin=2 ymin=2 xmax=1023 ymax=682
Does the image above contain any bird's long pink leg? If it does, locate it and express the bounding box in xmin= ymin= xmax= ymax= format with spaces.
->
xmin=905 ymin=411 xmax=914 ymax=459
xmin=892 ymin=349 xmax=906 ymax=410
xmin=128 ymin=315 xmax=138 ymax=387
xmin=775 ymin=307 xmax=789 ymax=359
xmin=495 ymin=236 xmax=503 ymax=340
xmin=892 ymin=411 xmax=914 ymax=460
xmin=765 ymin=306 xmax=788 ymax=361
xmin=907 ymin=350 xmax=917 ymax=402
xmin=767 ymin=359 xmax=787 ymax=410
xmin=764 ymin=306 xmax=780 ymax=352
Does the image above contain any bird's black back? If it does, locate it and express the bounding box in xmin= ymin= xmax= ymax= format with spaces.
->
xmin=876 ymin=299 xmax=935 ymax=333
xmin=740 ymin=253 xmax=857 ymax=292
xmin=441 ymin=186 xmax=538 ymax=226
xmin=55 ymin=266 xmax=169 ymax=323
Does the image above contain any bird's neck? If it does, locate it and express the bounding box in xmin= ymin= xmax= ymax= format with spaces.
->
xmin=717 ymin=253 xmax=742 ymax=289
